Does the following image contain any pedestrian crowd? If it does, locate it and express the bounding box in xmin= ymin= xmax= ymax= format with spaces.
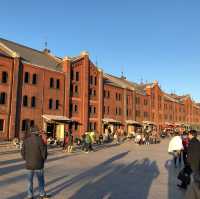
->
xmin=20 ymin=123 xmax=200 ymax=199
xmin=168 ymin=130 xmax=200 ymax=199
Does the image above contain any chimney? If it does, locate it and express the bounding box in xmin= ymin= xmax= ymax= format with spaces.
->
xmin=80 ymin=51 xmax=89 ymax=56
xmin=43 ymin=48 xmax=51 ymax=54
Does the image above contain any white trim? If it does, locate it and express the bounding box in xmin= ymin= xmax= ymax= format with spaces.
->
xmin=0 ymin=42 xmax=20 ymax=58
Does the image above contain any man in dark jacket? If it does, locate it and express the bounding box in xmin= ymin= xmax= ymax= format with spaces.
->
xmin=185 ymin=130 xmax=200 ymax=199
xmin=21 ymin=126 xmax=49 ymax=199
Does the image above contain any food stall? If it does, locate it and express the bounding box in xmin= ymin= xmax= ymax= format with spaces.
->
xmin=102 ymin=118 xmax=122 ymax=134
xmin=143 ymin=121 xmax=157 ymax=132
xmin=42 ymin=114 xmax=75 ymax=144
xmin=126 ymin=120 xmax=142 ymax=137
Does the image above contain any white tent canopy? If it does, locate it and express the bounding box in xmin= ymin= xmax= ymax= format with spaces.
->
xmin=42 ymin=114 xmax=74 ymax=124
xmin=102 ymin=118 xmax=121 ymax=124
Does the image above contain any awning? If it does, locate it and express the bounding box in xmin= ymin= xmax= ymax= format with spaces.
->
xmin=174 ymin=123 xmax=184 ymax=127
xmin=102 ymin=118 xmax=121 ymax=124
xmin=126 ymin=120 xmax=142 ymax=126
xmin=42 ymin=115 xmax=75 ymax=124
xmin=164 ymin=122 xmax=174 ymax=126
xmin=143 ymin=121 xmax=157 ymax=126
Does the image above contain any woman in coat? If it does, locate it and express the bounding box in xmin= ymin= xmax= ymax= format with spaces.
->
xmin=168 ymin=132 xmax=183 ymax=168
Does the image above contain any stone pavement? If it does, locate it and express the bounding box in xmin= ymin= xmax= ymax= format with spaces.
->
xmin=0 ymin=139 xmax=186 ymax=199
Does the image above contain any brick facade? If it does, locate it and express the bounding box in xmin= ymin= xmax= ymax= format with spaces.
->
xmin=0 ymin=38 xmax=200 ymax=141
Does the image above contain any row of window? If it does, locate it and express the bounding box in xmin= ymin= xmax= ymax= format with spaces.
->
xmin=22 ymin=96 xmax=60 ymax=110
xmin=49 ymin=78 xmax=60 ymax=89
xmin=70 ymin=84 xmax=79 ymax=96
xmin=90 ymin=76 xmax=97 ymax=85
xmin=104 ymin=106 xmax=110 ymax=114
xmin=136 ymin=97 xmax=148 ymax=106
xmin=49 ymin=99 xmax=60 ymax=110
xmin=104 ymin=91 xmax=123 ymax=101
xmin=104 ymin=90 xmax=110 ymax=99
xmin=89 ymin=89 xmax=96 ymax=97
xmin=115 ymin=107 xmax=122 ymax=115
xmin=3 ymin=70 xmax=97 ymax=89
xmin=69 ymin=104 xmax=97 ymax=115
xmin=23 ymin=96 xmax=36 ymax=107
xmin=24 ymin=72 xmax=37 ymax=85
xmin=89 ymin=122 xmax=97 ymax=131
xmin=164 ymin=114 xmax=186 ymax=121
xmin=104 ymin=106 xmax=133 ymax=117
xmin=136 ymin=111 xmax=149 ymax=118
xmin=104 ymin=106 xmax=122 ymax=116
xmin=21 ymin=119 xmax=35 ymax=131
xmin=71 ymin=71 xmax=79 ymax=81
xmin=164 ymin=103 xmax=186 ymax=113
xmin=89 ymin=106 xmax=96 ymax=115
xmin=24 ymin=72 xmax=60 ymax=89
xmin=70 ymin=104 xmax=78 ymax=113
xmin=116 ymin=93 xmax=122 ymax=101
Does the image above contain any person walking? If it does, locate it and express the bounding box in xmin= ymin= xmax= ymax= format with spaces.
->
xmin=85 ymin=132 xmax=92 ymax=153
xmin=168 ymin=132 xmax=183 ymax=168
xmin=21 ymin=125 xmax=50 ymax=199
xmin=114 ymin=130 xmax=119 ymax=144
xmin=176 ymin=132 xmax=192 ymax=190
xmin=68 ymin=131 xmax=73 ymax=153
xmin=182 ymin=131 xmax=189 ymax=166
xmin=63 ymin=131 xmax=69 ymax=152
xmin=185 ymin=130 xmax=200 ymax=199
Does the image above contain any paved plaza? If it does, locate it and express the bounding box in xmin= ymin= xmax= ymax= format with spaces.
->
xmin=0 ymin=139 xmax=185 ymax=199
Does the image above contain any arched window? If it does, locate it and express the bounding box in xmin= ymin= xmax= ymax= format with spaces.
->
xmin=75 ymin=85 xmax=78 ymax=93
xmin=75 ymin=104 xmax=78 ymax=112
xmin=22 ymin=119 xmax=30 ymax=131
xmin=0 ymin=119 xmax=4 ymax=131
xmin=49 ymin=99 xmax=53 ymax=109
xmin=23 ymin=96 xmax=28 ymax=106
xmin=24 ymin=72 xmax=29 ymax=83
xmin=56 ymin=79 xmax=60 ymax=89
xmin=31 ymin=96 xmax=36 ymax=107
xmin=32 ymin=74 xmax=37 ymax=85
xmin=2 ymin=71 xmax=8 ymax=83
xmin=0 ymin=92 xmax=6 ymax=104
xmin=50 ymin=78 xmax=54 ymax=88
xmin=56 ymin=100 xmax=59 ymax=109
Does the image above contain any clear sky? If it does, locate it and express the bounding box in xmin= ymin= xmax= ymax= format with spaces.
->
xmin=1 ymin=0 xmax=200 ymax=101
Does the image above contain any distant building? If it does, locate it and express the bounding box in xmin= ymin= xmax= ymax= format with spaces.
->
xmin=0 ymin=38 xmax=200 ymax=140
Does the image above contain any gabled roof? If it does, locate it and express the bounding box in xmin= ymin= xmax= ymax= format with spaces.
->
xmin=0 ymin=38 xmax=63 ymax=71
xmin=103 ymin=78 xmax=124 ymax=88
xmin=103 ymin=73 xmax=149 ymax=95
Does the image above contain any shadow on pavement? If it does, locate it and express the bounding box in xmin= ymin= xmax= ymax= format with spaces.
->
xmin=6 ymin=151 xmax=129 ymax=199
xmin=165 ymin=159 xmax=185 ymax=199
xmin=6 ymin=174 xmax=70 ymax=199
xmin=6 ymin=151 xmax=160 ymax=199
xmin=94 ymin=143 xmax=120 ymax=152
xmin=0 ymin=152 xmax=80 ymax=177
xmin=0 ymin=149 xmax=20 ymax=156
xmin=0 ymin=157 xmax=23 ymax=166
xmin=67 ymin=158 xmax=159 ymax=199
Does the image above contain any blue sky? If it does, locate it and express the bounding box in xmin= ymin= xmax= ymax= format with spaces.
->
xmin=1 ymin=0 xmax=200 ymax=101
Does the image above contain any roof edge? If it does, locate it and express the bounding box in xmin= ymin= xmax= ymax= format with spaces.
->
xmin=0 ymin=42 xmax=20 ymax=58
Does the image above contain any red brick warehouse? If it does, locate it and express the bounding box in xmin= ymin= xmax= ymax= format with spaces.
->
xmin=0 ymin=38 xmax=200 ymax=141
